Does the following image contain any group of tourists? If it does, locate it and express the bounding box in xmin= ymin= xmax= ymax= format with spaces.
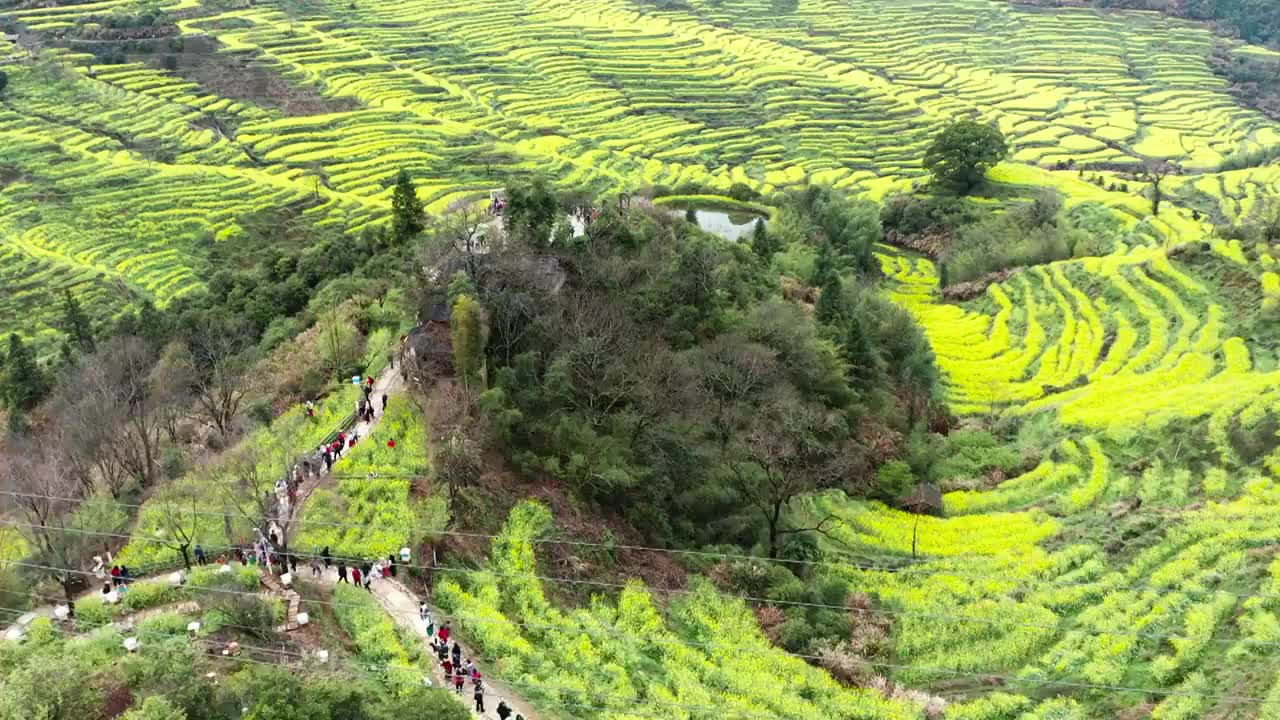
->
xmin=422 ymin=606 xmax=517 ymax=719
xmin=330 ymin=551 xmax=402 ymax=590
xmin=357 ymin=375 xmax=387 ymax=424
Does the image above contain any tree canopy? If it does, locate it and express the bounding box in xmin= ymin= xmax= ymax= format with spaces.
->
xmin=923 ymin=120 xmax=1009 ymax=193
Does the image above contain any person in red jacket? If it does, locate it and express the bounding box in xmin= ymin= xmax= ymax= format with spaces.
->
xmin=438 ymin=622 xmax=451 ymax=645
xmin=351 ymin=567 xmax=362 ymax=587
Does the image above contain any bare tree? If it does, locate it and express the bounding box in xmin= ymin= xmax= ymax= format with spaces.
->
xmin=215 ymin=447 xmax=278 ymax=550
xmin=1253 ymin=194 xmax=1280 ymax=243
xmin=1135 ymin=161 xmax=1178 ymax=217
xmin=478 ymin=251 xmax=551 ymax=367
xmin=151 ymin=341 xmax=194 ymax=445
xmin=724 ymin=390 xmax=859 ymax=559
xmin=692 ymin=333 xmax=780 ymax=452
xmin=441 ymin=200 xmax=491 ymax=278
xmin=553 ymin=293 xmax=657 ymax=418
xmin=619 ymin=343 xmax=688 ymax=451
xmin=62 ymin=337 xmax=178 ymax=491
xmin=185 ymin=329 xmax=254 ymax=438
xmin=318 ymin=308 xmax=360 ymax=381
xmin=435 ymin=427 xmax=482 ymax=529
xmin=0 ymin=439 xmax=96 ymax=602
xmin=150 ymin=485 xmax=201 ymax=570
xmin=48 ymin=382 xmax=124 ymax=497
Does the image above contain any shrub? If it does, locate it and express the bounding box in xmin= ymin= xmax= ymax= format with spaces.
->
xmin=875 ymin=460 xmax=916 ymax=501
xmin=204 ymin=595 xmax=278 ymax=639
xmin=727 ymin=182 xmax=761 ymax=202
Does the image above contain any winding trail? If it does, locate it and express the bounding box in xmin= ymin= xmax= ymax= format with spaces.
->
xmin=13 ymin=364 xmax=540 ymax=718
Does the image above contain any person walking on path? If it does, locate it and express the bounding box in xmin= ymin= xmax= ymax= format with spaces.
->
xmin=338 ymin=562 xmax=349 ymax=584
xmin=387 ymin=553 xmax=398 ymax=578
xmin=451 ymin=641 xmax=462 ymax=669
xmin=110 ymin=565 xmax=121 ymax=587
xmin=497 ymin=699 xmax=513 ymax=720
xmin=420 ymin=601 xmax=434 ymax=635
xmin=195 ymin=544 xmax=207 ymax=566
xmin=453 ymin=671 xmax=465 ymax=695
xmin=442 ymin=657 xmax=453 ymax=682
xmin=473 ymin=679 xmax=485 ymax=712
xmin=322 ymin=546 xmax=331 ymax=568
xmin=381 ymin=393 xmax=388 ymax=414
xmin=439 ymin=622 xmax=451 ymax=645
xmin=351 ymin=566 xmax=362 ymax=588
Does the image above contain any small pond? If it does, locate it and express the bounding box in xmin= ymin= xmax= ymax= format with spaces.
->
xmin=670 ymin=205 xmax=767 ymax=242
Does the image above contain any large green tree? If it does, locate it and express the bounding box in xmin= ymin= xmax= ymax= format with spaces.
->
xmin=3 ymin=333 xmax=47 ymax=428
xmin=504 ymin=178 xmax=559 ymax=246
xmin=390 ymin=169 xmax=425 ymax=244
xmin=923 ymin=120 xmax=1009 ymax=194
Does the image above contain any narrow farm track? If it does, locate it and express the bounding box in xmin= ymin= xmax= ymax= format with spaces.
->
xmin=308 ymin=567 xmax=539 ymax=720
xmin=286 ymin=369 xmax=406 ymax=525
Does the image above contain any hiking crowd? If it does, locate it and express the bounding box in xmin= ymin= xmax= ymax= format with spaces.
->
xmin=78 ymin=370 xmax=525 ymax=718
xmin=421 ymin=604 xmax=519 ymax=720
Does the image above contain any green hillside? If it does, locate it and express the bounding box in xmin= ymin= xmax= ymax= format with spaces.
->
xmin=9 ymin=0 xmax=1280 ymax=718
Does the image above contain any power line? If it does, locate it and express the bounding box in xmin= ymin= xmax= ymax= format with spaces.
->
xmin=0 ymin=601 xmax=856 ymax=720
xmin=6 ymin=594 xmax=1280 ymax=710
xmin=3 ymin=532 xmax=1272 ymax=660
xmin=0 ymin=490 xmax=1267 ymax=605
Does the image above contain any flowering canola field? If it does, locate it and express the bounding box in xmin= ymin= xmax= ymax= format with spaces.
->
xmin=5 ymin=0 xmax=1280 ymax=344
xmin=9 ymin=0 xmax=1280 ymax=716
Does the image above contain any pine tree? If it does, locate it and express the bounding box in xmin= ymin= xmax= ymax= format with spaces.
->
xmin=137 ymin=299 xmax=167 ymax=344
xmin=815 ymin=273 xmax=846 ymax=325
xmin=750 ymin=219 xmax=775 ymax=260
xmin=3 ymin=333 xmax=48 ymax=415
xmin=843 ymin=313 xmax=879 ymax=387
xmin=60 ymin=289 xmax=95 ymax=353
xmin=446 ymin=270 xmax=477 ymax=306
xmin=390 ymin=170 xmax=425 ymax=244
xmin=813 ymin=241 xmax=837 ymax=289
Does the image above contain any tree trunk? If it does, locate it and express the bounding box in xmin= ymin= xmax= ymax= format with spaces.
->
xmin=61 ymin=576 xmax=76 ymax=604
xmin=180 ymin=544 xmax=191 ymax=571
xmin=767 ymin=503 xmax=782 ymax=560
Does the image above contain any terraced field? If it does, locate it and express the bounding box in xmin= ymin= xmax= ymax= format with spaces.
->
xmin=5 ymin=0 xmax=1280 ymax=343
xmin=803 ymin=236 xmax=1280 ymax=716
xmin=11 ymin=0 xmax=1280 ymax=716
